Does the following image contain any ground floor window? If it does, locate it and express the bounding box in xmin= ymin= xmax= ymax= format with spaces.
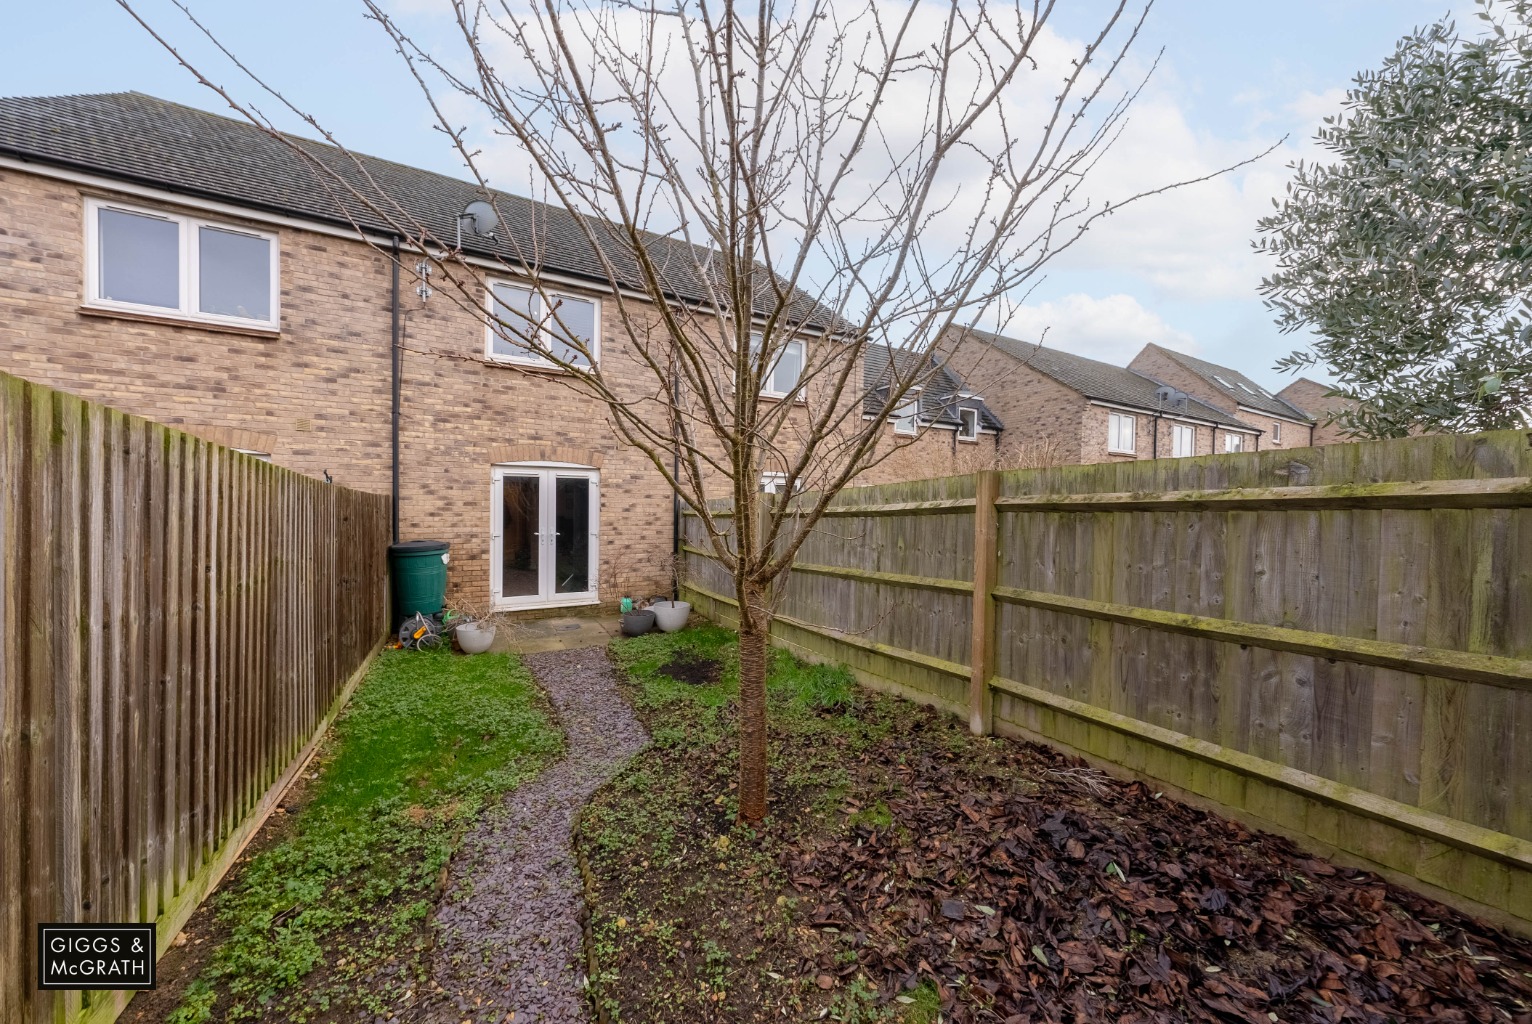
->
xmin=1224 ymin=433 xmax=1246 ymax=453
xmin=491 ymin=463 xmax=599 ymax=610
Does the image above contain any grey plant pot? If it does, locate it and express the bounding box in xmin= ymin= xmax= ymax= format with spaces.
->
xmin=455 ymin=621 xmax=497 ymax=654
xmin=621 ymin=609 xmax=656 ymax=637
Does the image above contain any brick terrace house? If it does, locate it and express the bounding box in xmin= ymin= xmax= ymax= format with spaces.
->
xmin=1128 ymin=343 xmax=1318 ymax=450
xmin=852 ymin=344 xmax=1002 ymax=485
xmin=0 ymin=91 xmax=977 ymax=614
xmin=943 ymin=328 xmax=1259 ymax=464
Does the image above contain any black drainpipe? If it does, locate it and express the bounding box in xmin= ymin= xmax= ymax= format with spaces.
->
xmin=671 ymin=367 xmax=681 ymax=601
xmin=1151 ymin=412 xmax=1161 ymax=459
xmin=390 ymin=236 xmax=402 ymax=543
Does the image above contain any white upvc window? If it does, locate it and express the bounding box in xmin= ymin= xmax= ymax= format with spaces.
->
xmin=1224 ymin=432 xmax=1246 ymax=453
xmin=760 ymin=472 xmax=789 ymax=495
xmin=487 ymin=281 xmax=599 ymax=368
xmin=750 ymin=334 xmax=804 ymax=398
xmin=1172 ymin=423 xmax=1195 ymax=458
xmin=1108 ymin=411 xmax=1136 ymax=454
xmin=958 ymin=407 xmax=980 ymax=441
xmin=893 ymin=392 xmax=920 ymax=435
xmin=84 ymin=198 xmax=279 ymax=330
xmin=1272 ymin=421 xmax=1283 ymax=443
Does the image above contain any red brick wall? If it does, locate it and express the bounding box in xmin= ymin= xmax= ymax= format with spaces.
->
xmin=855 ymin=420 xmax=1001 ymax=485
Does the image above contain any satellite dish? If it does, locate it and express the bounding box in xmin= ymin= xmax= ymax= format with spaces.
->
xmin=458 ymin=200 xmax=500 ymax=239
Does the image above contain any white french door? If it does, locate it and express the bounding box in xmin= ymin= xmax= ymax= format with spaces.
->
xmin=490 ymin=464 xmax=599 ymax=610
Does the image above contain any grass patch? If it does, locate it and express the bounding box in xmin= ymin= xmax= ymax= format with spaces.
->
xmin=167 ymin=648 xmax=561 ymax=1023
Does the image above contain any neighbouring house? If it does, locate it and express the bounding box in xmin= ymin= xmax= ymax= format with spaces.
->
xmin=854 ymin=344 xmax=1003 ymax=484
xmin=1275 ymin=377 xmax=1358 ymax=446
xmin=0 ymin=91 xmax=908 ymax=613
xmin=1128 ymin=343 xmax=1318 ymax=450
xmin=943 ymin=328 xmax=1259 ymax=464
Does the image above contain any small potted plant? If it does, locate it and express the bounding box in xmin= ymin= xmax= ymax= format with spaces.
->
xmin=619 ymin=596 xmax=656 ymax=637
xmin=448 ymin=602 xmax=499 ymax=654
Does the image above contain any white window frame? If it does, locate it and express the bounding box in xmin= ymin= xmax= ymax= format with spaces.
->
xmin=84 ymin=197 xmax=281 ymax=331
xmin=957 ymin=407 xmax=980 ymax=442
xmin=1108 ymin=411 xmax=1136 ymax=454
xmin=485 ymin=279 xmax=602 ymax=370
xmin=1171 ymin=423 xmax=1195 ymax=458
xmin=751 ymin=334 xmax=805 ymax=399
xmin=1224 ymin=432 xmax=1247 ymax=453
xmin=1271 ymin=421 xmax=1283 ymax=443
xmin=489 ymin=462 xmax=600 ymax=611
xmin=760 ymin=472 xmax=791 ymax=495
xmin=893 ymin=390 xmax=921 ymax=436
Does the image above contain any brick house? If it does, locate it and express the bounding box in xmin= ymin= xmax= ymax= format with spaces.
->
xmin=1274 ymin=377 xmax=1357 ymax=446
xmin=943 ymin=328 xmax=1258 ymax=464
xmin=2 ymin=91 xmax=950 ymax=614
xmin=1128 ymin=343 xmax=1318 ymax=450
xmin=852 ymin=344 xmax=1002 ymax=485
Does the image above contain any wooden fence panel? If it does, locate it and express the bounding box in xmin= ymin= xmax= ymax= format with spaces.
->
xmin=0 ymin=373 xmax=390 ymax=1024
xmin=682 ymin=429 xmax=1532 ymax=933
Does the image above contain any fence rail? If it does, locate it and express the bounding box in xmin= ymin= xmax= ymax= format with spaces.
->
xmin=0 ymin=373 xmax=391 ymax=1024
xmin=681 ymin=430 xmax=1532 ymax=934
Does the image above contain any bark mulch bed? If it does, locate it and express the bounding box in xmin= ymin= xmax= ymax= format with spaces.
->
xmin=584 ymin=627 xmax=1532 ymax=1024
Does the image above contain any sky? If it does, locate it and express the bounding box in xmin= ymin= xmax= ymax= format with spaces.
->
xmin=0 ymin=0 xmax=1480 ymax=390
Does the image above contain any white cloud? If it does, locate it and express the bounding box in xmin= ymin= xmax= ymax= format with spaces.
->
xmin=998 ymin=294 xmax=1197 ymax=365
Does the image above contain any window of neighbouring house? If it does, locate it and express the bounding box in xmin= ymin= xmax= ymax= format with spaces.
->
xmin=893 ymin=392 xmax=920 ymax=435
xmin=1272 ymin=421 xmax=1283 ymax=442
xmin=487 ymin=281 xmax=598 ymax=368
xmin=749 ymin=334 xmax=804 ymax=398
xmin=1225 ymin=433 xmax=1246 ymax=453
xmin=760 ymin=472 xmax=789 ymax=494
xmin=1108 ymin=412 xmax=1135 ymax=454
xmin=86 ymin=198 xmax=278 ymax=328
xmin=958 ymin=407 xmax=979 ymax=441
xmin=1172 ymin=423 xmax=1195 ymax=458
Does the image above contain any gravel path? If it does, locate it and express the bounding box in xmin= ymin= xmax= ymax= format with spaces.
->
xmin=414 ymin=647 xmax=647 ymax=1024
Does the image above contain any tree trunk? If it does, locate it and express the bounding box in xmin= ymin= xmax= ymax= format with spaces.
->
xmin=736 ymin=577 xmax=769 ymax=823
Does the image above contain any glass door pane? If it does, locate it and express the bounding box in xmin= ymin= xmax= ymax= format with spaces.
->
xmin=500 ymin=474 xmax=541 ymax=599
xmin=552 ymin=476 xmax=592 ymax=595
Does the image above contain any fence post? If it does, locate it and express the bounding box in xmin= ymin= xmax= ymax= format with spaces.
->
xmin=969 ymin=470 xmax=999 ymax=735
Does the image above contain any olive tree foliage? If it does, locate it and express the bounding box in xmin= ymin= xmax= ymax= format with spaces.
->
xmin=121 ymin=0 xmax=1258 ymax=822
xmin=1256 ymin=0 xmax=1532 ymax=437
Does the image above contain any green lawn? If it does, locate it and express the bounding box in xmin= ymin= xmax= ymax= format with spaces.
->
xmin=169 ymin=647 xmax=562 ymax=1023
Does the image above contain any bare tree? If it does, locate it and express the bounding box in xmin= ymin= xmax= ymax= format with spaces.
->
xmin=120 ymin=0 xmax=1268 ymax=822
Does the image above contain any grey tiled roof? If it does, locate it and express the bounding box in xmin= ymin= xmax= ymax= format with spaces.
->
xmin=1140 ymin=344 xmax=1313 ymax=422
xmin=0 ymin=91 xmax=833 ymax=327
xmin=961 ymin=328 xmax=1251 ymax=429
xmin=862 ymin=344 xmax=1003 ymax=431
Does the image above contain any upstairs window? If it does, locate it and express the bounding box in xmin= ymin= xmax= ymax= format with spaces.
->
xmin=750 ymin=335 xmax=804 ymax=398
xmin=958 ymin=407 xmax=979 ymax=441
xmin=1172 ymin=423 xmax=1195 ymax=458
xmin=1108 ymin=412 xmax=1136 ymax=454
xmin=1225 ymin=433 xmax=1246 ymax=453
xmin=86 ymin=198 xmax=278 ymax=329
xmin=487 ymin=282 xmax=598 ymax=369
xmin=893 ymin=393 xmax=920 ymax=435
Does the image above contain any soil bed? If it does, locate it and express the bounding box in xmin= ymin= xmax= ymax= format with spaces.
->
xmin=582 ymin=626 xmax=1532 ymax=1024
